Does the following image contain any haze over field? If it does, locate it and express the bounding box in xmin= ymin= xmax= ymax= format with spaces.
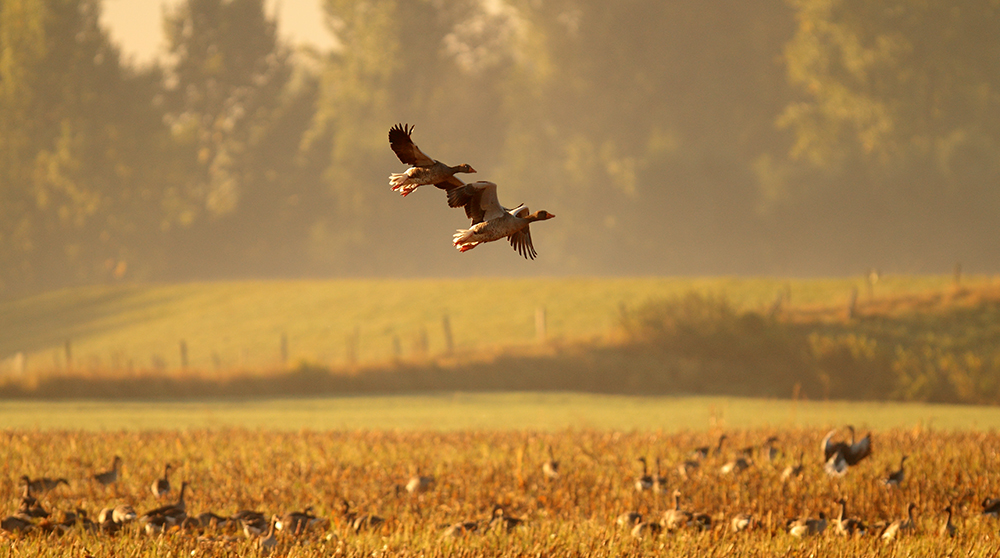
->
xmin=2 ymin=0 xmax=999 ymax=296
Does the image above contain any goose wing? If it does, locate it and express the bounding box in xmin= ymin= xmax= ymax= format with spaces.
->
xmin=389 ymin=123 xmax=436 ymax=167
xmin=508 ymin=225 xmax=537 ymax=260
xmin=448 ymin=181 xmax=506 ymax=224
xmin=846 ymin=433 xmax=871 ymax=465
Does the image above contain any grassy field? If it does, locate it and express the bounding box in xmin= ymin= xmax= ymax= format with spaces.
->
xmin=1 ymin=275 xmax=990 ymax=376
xmin=4 ymin=393 xmax=1000 ymax=431
xmin=2 ymin=422 xmax=999 ymax=556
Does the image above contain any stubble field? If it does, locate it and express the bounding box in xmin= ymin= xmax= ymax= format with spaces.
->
xmin=3 ymin=426 xmax=999 ymax=556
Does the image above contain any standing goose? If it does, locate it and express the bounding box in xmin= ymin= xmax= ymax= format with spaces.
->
xmin=731 ymin=512 xmax=754 ymax=533
xmin=19 ymin=475 xmax=69 ymax=494
xmin=834 ymin=498 xmax=865 ymax=536
xmin=405 ymin=472 xmax=435 ymax=495
xmin=339 ymin=499 xmax=385 ymax=533
xmin=788 ymin=512 xmax=827 ymax=537
xmin=883 ymin=455 xmax=908 ymax=486
xmin=661 ymin=490 xmax=693 ymax=530
xmin=448 ymin=181 xmax=555 ymax=260
xmin=141 ymin=481 xmax=189 ymax=526
xmin=652 ymin=457 xmax=668 ymax=494
xmin=151 ymin=463 xmax=172 ymax=499
xmin=634 ymin=457 xmax=654 ymax=492
xmin=782 ymin=452 xmax=805 ymax=480
xmin=542 ymin=445 xmax=560 ymax=480
xmin=93 ymin=455 xmax=123 ymax=487
xmin=489 ymin=505 xmax=525 ymax=533
xmin=880 ymin=502 xmax=917 ymax=542
xmin=387 ymin=123 xmax=476 ymax=197
xmin=982 ymin=497 xmax=1000 ymax=517
xmin=939 ymin=505 xmax=956 ymax=537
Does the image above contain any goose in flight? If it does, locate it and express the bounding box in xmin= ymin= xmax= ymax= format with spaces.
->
xmin=388 ymin=123 xmax=476 ymax=197
xmin=448 ymin=181 xmax=554 ymax=259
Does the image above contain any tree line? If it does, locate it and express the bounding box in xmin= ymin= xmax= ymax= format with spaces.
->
xmin=2 ymin=0 xmax=998 ymax=296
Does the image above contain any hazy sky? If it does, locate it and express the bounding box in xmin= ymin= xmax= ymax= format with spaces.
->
xmin=101 ymin=0 xmax=335 ymax=64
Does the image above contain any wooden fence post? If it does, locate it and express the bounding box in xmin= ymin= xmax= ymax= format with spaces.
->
xmin=442 ymin=315 xmax=454 ymax=355
xmin=535 ymin=306 xmax=547 ymax=342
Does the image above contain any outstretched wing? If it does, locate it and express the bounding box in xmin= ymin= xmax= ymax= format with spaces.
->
xmin=447 ymin=181 xmax=505 ymax=224
xmin=508 ymin=226 xmax=537 ymax=260
xmin=846 ymin=434 xmax=871 ymax=465
xmin=389 ymin=123 xmax=435 ymax=167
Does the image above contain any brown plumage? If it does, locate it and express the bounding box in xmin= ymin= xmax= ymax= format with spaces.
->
xmin=448 ymin=181 xmax=555 ymax=259
xmin=93 ymin=455 xmax=123 ymax=486
xmin=388 ymin=123 xmax=476 ymax=196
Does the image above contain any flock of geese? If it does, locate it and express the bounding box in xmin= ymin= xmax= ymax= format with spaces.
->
xmin=387 ymin=123 xmax=555 ymax=260
xmin=2 ymin=425 xmax=994 ymax=548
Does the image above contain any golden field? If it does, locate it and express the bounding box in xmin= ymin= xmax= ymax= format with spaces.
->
xmin=2 ymin=427 xmax=999 ymax=556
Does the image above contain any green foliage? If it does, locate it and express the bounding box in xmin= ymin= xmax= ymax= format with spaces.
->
xmin=622 ymin=286 xmax=1000 ymax=404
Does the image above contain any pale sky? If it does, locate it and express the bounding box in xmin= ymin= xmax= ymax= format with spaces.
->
xmin=101 ymin=0 xmax=335 ymax=64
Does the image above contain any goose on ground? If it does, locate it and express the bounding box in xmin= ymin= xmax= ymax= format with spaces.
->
xmin=690 ymin=434 xmax=727 ymax=460
xmin=883 ymin=455 xmax=908 ymax=486
xmin=151 ymin=463 xmax=172 ymax=498
xmin=880 ymin=502 xmax=917 ymax=542
xmin=1 ymin=515 xmax=35 ymax=533
xmin=822 ymin=426 xmax=872 ymax=466
xmin=983 ymin=497 xmax=1000 ymax=517
xmin=788 ymin=512 xmax=827 ymax=537
xmin=277 ymin=506 xmax=326 ymax=536
xmin=17 ymin=484 xmax=49 ymax=519
xmin=542 ymin=445 xmax=560 ymax=480
xmin=661 ymin=490 xmax=693 ymax=530
xmin=782 ymin=452 xmax=805 ymax=480
xmin=441 ymin=520 xmax=480 ymax=538
xmin=720 ymin=456 xmax=752 ymax=475
xmin=652 ymin=457 xmax=669 ymax=494
xmin=93 ymin=455 xmax=123 ymax=487
xmin=634 ymin=457 xmax=654 ymax=492
xmin=630 ymin=520 xmax=663 ymax=539
xmin=677 ymin=459 xmax=700 ymax=479
xmin=490 ymin=505 xmax=525 ymax=533
xmin=616 ymin=511 xmax=642 ymax=528
xmin=406 ymin=473 xmax=435 ymax=494
xmin=834 ymin=498 xmax=865 ymax=536
xmin=939 ymin=505 xmax=955 ymax=537
xmin=387 ymin=123 xmax=476 ymax=197
xmin=339 ymin=499 xmax=385 ymax=533
xmin=824 ymin=451 xmax=848 ymax=477
xmin=763 ymin=436 xmax=780 ymax=461
xmin=448 ymin=181 xmax=555 ymax=260
xmin=19 ymin=475 xmax=69 ymax=494
xmin=731 ymin=512 xmax=754 ymax=533
xmin=256 ymin=516 xmax=278 ymax=555
xmin=141 ymin=481 xmax=188 ymax=526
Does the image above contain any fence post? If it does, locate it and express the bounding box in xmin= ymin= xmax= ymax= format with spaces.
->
xmin=179 ymin=340 xmax=188 ymax=369
xmin=535 ymin=306 xmax=547 ymax=342
xmin=280 ymin=332 xmax=289 ymax=365
xmin=442 ymin=315 xmax=454 ymax=355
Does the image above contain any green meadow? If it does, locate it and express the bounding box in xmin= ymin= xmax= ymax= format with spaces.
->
xmin=0 ymin=275 xmax=986 ymax=375
xmin=3 ymin=393 xmax=1000 ymax=431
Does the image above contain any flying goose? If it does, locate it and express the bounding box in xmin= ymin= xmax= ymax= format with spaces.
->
xmin=542 ymin=445 xmax=560 ymax=480
xmin=93 ymin=455 xmax=123 ymax=486
xmin=883 ymin=455 xmax=908 ymax=486
xmin=448 ymin=181 xmax=555 ymax=260
xmin=634 ymin=457 xmax=654 ymax=492
xmin=151 ymin=463 xmax=172 ymax=498
xmin=880 ymin=502 xmax=917 ymax=542
xmin=388 ymin=123 xmax=476 ymax=197
xmin=19 ymin=475 xmax=69 ymax=494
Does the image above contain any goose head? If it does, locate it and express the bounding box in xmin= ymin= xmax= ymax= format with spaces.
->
xmin=528 ymin=210 xmax=555 ymax=221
